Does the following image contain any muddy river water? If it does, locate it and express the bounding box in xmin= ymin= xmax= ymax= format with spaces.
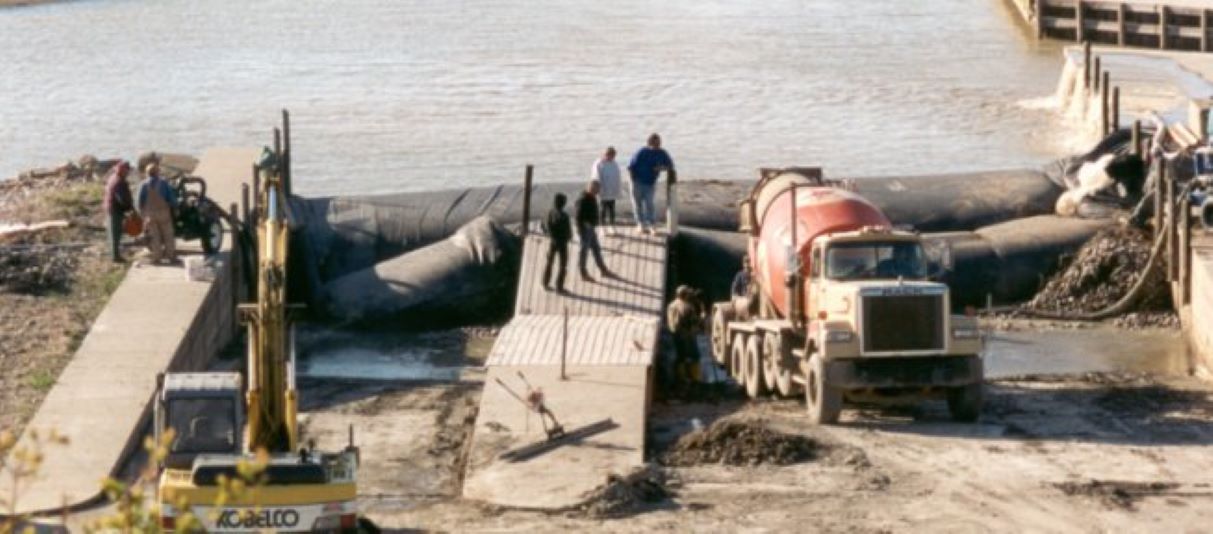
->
xmin=2 ymin=0 xmax=1082 ymax=195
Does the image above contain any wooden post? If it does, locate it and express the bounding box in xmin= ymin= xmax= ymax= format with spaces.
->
xmin=1035 ymin=0 xmax=1046 ymax=39
xmin=1093 ymin=56 xmax=1102 ymax=93
xmin=241 ymin=183 xmax=250 ymax=228
xmin=1101 ymin=72 xmax=1110 ymax=136
xmin=252 ymin=164 xmax=261 ymax=214
xmin=561 ymin=309 xmax=569 ymax=380
xmin=522 ymin=164 xmax=534 ymax=236
xmin=1154 ymin=159 xmax=1164 ymax=239
xmin=1202 ymin=9 xmax=1210 ymax=53
xmin=1180 ymin=191 xmax=1191 ymax=304
xmin=666 ymin=168 xmax=679 ymax=236
xmin=1166 ymin=170 xmax=1178 ymax=282
xmin=1117 ymin=3 xmax=1128 ymax=46
xmin=1083 ymin=41 xmax=1092 ymax=91
xmin=1111 ymin=86 xmax=1120 ymax=132
xmin=273 ymin=128 xmax=281 ymax=160
xmin=281 ymin=109 xmax=292 ymax=197
xmin=1132 ymin=120 xmax=1142 ymax=156
xmin=1075 ymin=0 xmax=1086 ymax=42
xmin=1158 ymin=5 xmax=1168 ymax=50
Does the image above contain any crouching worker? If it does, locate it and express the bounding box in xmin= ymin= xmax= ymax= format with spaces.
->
xmin=667 ymin=285 xmax=705 ymax=399
xmin=542 ymin=193 xmax=573 ymax=293
xmin=137 ymin=159 xmax=179 ymax=264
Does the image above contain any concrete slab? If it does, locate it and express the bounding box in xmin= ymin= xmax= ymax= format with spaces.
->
xmin=462 ymin=365 xmax=649 ymax=509
xmin=6 ymin=149 xmax=255 ymax=514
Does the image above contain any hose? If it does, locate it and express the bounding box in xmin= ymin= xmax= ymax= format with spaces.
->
xmin=1019 ymin=179 xmax=1194 ymax=321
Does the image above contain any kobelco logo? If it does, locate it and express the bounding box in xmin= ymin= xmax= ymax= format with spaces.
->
xmin=216 ymin=508 xmax=300 ymax=529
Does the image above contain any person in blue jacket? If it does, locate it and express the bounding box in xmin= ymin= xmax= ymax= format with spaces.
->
xmin=626 ymin=133 xmax=674 ymax=234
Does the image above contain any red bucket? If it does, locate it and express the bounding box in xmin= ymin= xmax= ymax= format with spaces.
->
xmin=123 ymin=214 xmax=143 ymax=237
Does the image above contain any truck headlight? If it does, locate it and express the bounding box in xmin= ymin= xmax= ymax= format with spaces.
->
xmin=951 ymin=327 xmax=980 ymax=339
xmin=825 ymin=330 xmax=853 ymax=343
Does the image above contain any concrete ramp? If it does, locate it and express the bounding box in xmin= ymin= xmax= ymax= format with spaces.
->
xmin=6 ymin=148 xmax=256 ymax=514
xmin=462 ymin=229 xmax=667 ymax=509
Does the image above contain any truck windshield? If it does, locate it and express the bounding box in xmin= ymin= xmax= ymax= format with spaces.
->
xmin=826 ymin=241 xmax=927 ymax=280
xmin=167 ymin=398 xmax=237 ymax=454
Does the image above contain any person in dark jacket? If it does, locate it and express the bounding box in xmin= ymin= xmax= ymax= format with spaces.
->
xmin=102 ymin=161 xmax=134 ymax=262
xmin=574 ymin=180 xmax=614 ymax=282
xmin=542 ymin=193 xmax=573 ymax=293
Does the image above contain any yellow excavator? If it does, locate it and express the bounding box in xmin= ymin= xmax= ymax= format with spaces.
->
xmin=154 ymin=147 xmax=360 ymax=532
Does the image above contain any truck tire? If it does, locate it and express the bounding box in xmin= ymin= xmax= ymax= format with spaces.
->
xmin=743 ymin=334 xmax=765 ymax=398
xmin=947 ymin=383 xmax=983 ymax=422
xmin=711 ymin=306 xmax=733 ymax=365
xmin=730 ymin=333 xmax=746 ymax=379
xmin=806 ymin=354 xmax=842 ymax=424
xmin=763 ymin=332 xmax=796 ymax=397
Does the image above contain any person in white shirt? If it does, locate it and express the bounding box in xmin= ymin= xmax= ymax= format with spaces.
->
xmin=591 ymin=146 xmax=622 ymax=234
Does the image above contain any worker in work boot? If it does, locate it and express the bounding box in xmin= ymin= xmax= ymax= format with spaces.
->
xmin=136 ymin=159 xmax=179 ymax=264
xmin=102 ymin=161 xmax=134 ymax=263
xmin=627 ymin=133 xmax=674 ymax=234
xmin=574 ymin=180 xmax=615 ymax=282
xmin=591 ymin=146 xmax=622 ymax=235
xmin=542 ymin=193 xmax=573 ymax=293
xmin=667 ymin=285 xmax=705 ymax=399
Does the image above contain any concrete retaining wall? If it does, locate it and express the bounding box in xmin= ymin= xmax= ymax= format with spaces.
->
xmin=1187 ymin=241 xmax=1213 ymax=375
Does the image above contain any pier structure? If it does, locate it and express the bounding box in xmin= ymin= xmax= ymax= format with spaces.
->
xmin=1011 ymin=0 xmax=1213 ymax=52
xmin=6 ymin=147 xmax=257 ymax=514
xmin=462 ymin=178 xmax=672 ymax=509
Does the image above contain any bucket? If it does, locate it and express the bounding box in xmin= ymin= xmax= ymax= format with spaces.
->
xmin=123 ymin=214 xmax=143 ymax=237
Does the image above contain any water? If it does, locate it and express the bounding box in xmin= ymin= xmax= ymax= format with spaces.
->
xmin=1 ymin=0 xmax=1076 ymax=196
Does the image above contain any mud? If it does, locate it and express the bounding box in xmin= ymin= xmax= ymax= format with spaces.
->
xmin=661 ymin=419 xmax=820 ymax=467
xmin=1053 ymin=480 xmax=1181 ymax=511
xmin=578 ymin=466 xmax=672 ymax=519
xmin=1024 ymin=226 xmax=1170 ymax=315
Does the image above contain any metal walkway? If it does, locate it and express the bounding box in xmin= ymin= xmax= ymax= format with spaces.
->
xmin=463 ymin=227 xmax=669 ymax=509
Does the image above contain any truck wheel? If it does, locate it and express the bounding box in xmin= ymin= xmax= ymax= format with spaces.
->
xmin=947 ymin=383 xmax=983 ymax=423
xmin=730 ymin=333 xmax=746 ymax=380
xmin=763 ymin=332 xmax=796 ymax=397
xmin=805 ymin=354 xmax=841 ymax=424
xmin=743 ymin=334 xmax=765 ymax=398
xmin=711 ymin=306 xmax=732 ymax=365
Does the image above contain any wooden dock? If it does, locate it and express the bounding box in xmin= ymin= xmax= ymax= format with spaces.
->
xmin=1013 ymin=0 xmax=1213 ymax=52
xmin=462 ymin=228 xmax=669 ymax=509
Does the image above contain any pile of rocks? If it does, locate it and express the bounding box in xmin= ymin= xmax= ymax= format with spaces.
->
xmin=579 ymin=466 xmax=671 ymax=519
xmin=0 ymin=246 xmax=79 ymax=294
xmin=662 ymin=419 xmax=820 ymax=467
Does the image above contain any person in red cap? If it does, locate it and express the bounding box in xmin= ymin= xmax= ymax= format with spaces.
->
xmin=102 ymin=160 xmax=134 ymax=262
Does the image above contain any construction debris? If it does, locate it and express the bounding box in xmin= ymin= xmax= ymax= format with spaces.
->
xmin=662 ymin=419 xmax=820 ymax=467
xmin=1024 ymin=226 xmax=1172 ymax=317
xmin=0 ymin=247 xmax=80 ymax=294
xmin=579 ymin=466 xmax=671 ymax=519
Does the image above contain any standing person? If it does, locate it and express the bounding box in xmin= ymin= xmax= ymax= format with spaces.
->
xmin=102 ymin=161 xmax=134 ymax=263
xmin=626 ymin=133 xmax=674 ymax=234
xmin=541 ymin=193 xmax=573 ymax=293
xmin=136 ymin=159 xmax=179 ymax=264
xmin=574 ymin=180 xmax=614 ymax=282
xmin=591 ymin=146 xmax=621 ymax=235
xmin=667 ymin=285 xmax=704 ymax=398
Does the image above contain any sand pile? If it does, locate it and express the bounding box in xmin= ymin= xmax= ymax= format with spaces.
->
xmin=580 ymin=466 xmax=670 ymax=519
xmin=1025 ymin=226 xmax=1171 ymax=316
xmin=662 ymin=419 xmax=819 ymax=467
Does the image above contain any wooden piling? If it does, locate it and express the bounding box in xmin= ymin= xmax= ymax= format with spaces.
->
xmin=1101 ymin=72 xmax=1111 ymax=135
xmin=273 ymin=128 xmax=281 ymax=161
xmin=1112 ymin=86 xmax=1120 ymax=132
xmin=241 ymin=183 xmax=250 ymax=228
xmin=1117 ymin=3 xmax=1128 ymax=46
xmin=1076 ymin=0 xmax=1087 ymax=42
xmin=1083 ymin=41 xmax=1092 ymax=91
xmin=1035 ymin=0 xmax=1046 ymax=39
xmin=1093 ymin=56 xmax=1102 ymax=93
xmin=521 ymin=165 xmax=534 ymax=237
xmin=281 ymin=109 xmax=292 ymax=197
xmin=1159 ymin=6 xmax=1168 ymax=50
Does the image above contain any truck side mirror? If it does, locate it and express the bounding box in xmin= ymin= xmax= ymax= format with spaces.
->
xmin=922 ymin=238 xmax=953 ymax=278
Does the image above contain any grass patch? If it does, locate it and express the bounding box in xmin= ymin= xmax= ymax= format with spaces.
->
xmin=37 ymin=182 xmax=104 ymax=221
xmin=28 ymin=369 xmax=55 ymax=391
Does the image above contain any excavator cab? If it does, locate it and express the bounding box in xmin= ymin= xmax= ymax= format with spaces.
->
xmin=155 ymin=373 xmax=244 ymax=470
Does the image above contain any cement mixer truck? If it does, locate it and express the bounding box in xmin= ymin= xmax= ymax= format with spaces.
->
xmin=709 ymin=168 xmax=984 ymax=423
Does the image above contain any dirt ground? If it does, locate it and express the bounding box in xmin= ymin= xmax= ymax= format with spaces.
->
xmin=334 ymin=366 xmax=1213 ymax=533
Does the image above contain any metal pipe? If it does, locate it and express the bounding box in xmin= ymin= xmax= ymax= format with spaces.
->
xmin=1094 ymin=56 xmax=1101 ymax=93
xmin=1083 ymin=40 xmax=1092 ymax=91
xmin=1101 ymin=71 xmax=1110 ymax=135
xmin=1112 ymin=86 xmax=1120 ymax=132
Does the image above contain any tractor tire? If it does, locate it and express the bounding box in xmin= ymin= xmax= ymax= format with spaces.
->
xmin=743 ymin=334 xmax=765 ymax=399
xmin=764 ymin=331 xmax=796 ymax=397
xmin=711 ymin=306 xmax=733 ymax=365
xmin=730 ymin=333 xmax=746 ymax=381
xmin=201 ymin=218 xmax=224 ymax=256
xmin=947 ymin=383 xmax=984 ymax=423
xmin=806 ymin=354 xmax=842 ymax=424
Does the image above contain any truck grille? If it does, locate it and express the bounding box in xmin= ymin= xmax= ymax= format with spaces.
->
xmin=861 ymin=294 xmax=944 ymax=353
